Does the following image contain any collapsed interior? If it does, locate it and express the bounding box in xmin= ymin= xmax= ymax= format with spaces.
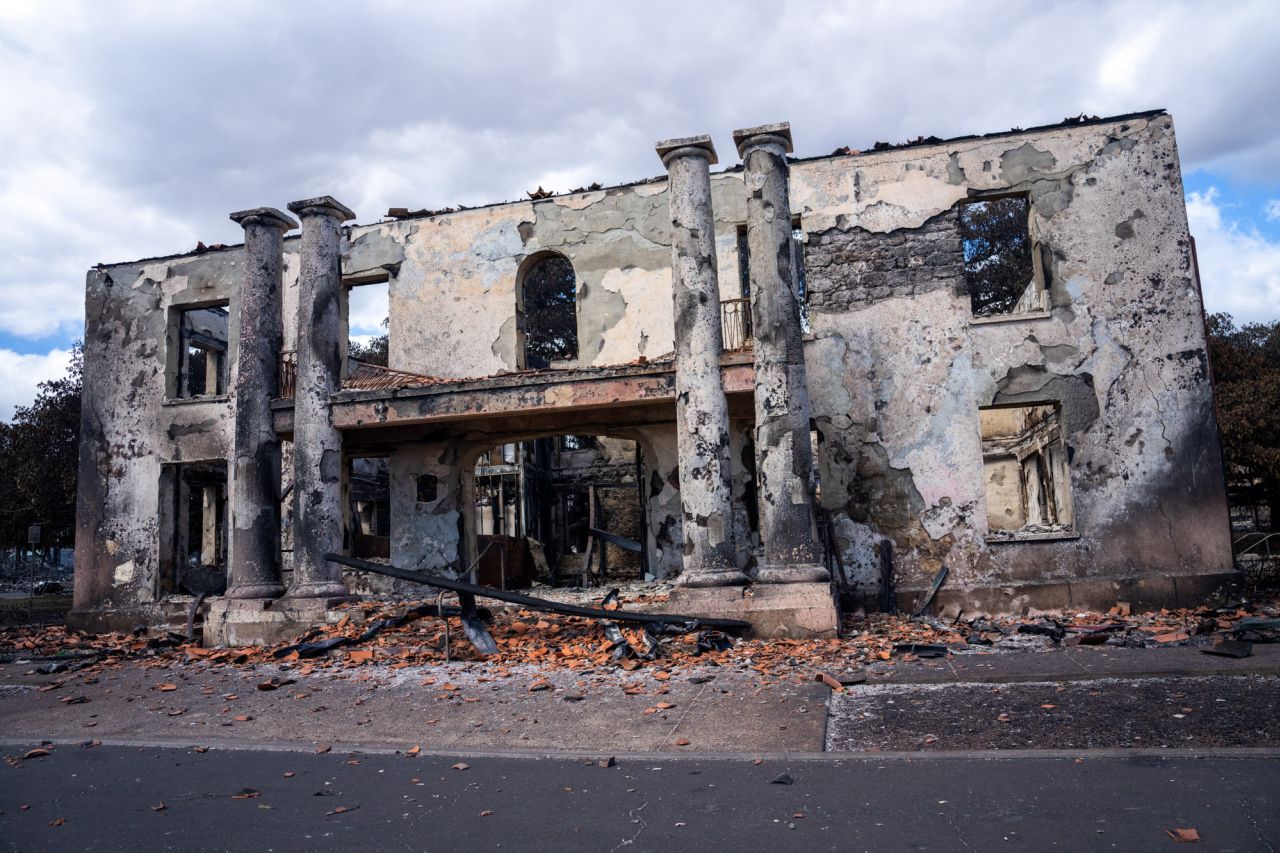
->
xmin=159 ymin=460 xmax=228 ymax=595
xmin=980 ymin=404 xmax=1074 ymax=540
xmin=471 ymin=435 xmax=645 ymax=590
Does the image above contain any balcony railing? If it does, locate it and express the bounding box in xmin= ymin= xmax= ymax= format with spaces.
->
xmin=278 ymin=301 xmax=749 ymax=400
xmin=279 ymin=351 xmax=297 ymax=398
xmin=721 ymin=297 xmax=753 ymax=353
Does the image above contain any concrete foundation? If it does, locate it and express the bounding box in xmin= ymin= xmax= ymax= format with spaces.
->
xmin=203 ymin=597 xmax=346 ymax=648
xmin=666 ymin=581 xmax=839 ymax=639
xmin=899 ymin=570 xmax=1244 ymax=618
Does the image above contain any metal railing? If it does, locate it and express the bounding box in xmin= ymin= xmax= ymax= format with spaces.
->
xmin=1234 ymin=531 xmax=1280 ymax=588
xmin=721 ymin=297 xmax=753 ymax=353
xmin=279 ymin=351 xmax=297 ymax=398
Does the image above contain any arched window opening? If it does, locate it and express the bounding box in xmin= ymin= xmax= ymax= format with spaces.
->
xmin=520 ymin=254 xmax=578 ymax=369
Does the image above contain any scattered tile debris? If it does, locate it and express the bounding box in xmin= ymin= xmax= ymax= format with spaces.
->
xmin=0 ymin=596 xmax=1274 ymax=694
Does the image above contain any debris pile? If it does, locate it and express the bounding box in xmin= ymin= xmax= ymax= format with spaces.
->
xmin=1 ymin=596 xmax=1275 ymax=684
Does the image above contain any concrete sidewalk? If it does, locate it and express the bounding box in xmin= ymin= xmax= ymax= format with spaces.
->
xmin=0 ymin=661 xmax=827 ymax=755
xmin=866 ymin=642 xmax=1280 ymax=685
xmin=2 ymin=644 xmax=1277 ymax=756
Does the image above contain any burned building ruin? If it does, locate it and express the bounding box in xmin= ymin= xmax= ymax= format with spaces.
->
xmin=70 ymin=110 xmax=1236 ymax=641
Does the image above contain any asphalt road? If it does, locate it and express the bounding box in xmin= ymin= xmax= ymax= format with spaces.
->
xmin=1 ymin=743 xmax=1277 ymax=851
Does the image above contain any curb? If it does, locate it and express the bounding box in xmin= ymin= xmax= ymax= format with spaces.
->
xmin=4 ymin=736 xmax=1279 ymax=764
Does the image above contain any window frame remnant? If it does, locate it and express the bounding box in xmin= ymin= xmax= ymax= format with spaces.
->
xmin=959 ymin=195 xmax=1048 ymax=319
xmin=346 ymin=455 xmax=391 ymax=559
xmin=158 ymin=460 xmax=229 ymax=596
xmin=979 ymin=402 xmax=1075 ymax=542
xmin=791 ymin=215 xmax=810 ymax=333
xmin=517 ymin=252 xmax=578 ymax=370
xmin=171 ymin=303 xmax=230 ymax=400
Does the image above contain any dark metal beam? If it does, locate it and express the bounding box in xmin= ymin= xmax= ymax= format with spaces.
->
xmin=326 ymin=552 xmax=750 ymax=631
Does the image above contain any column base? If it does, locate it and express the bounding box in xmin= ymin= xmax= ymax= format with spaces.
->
xmin=204 ymin=598 xmax=347 ymax=647
xmin=676 ymin=568 xmax=750 ymax=588
xmin=285 ymin=580 xmax=354 ymax=602
xmin=225 ymin=581 xmax=286 ymax=600
xmin=755 ymin=562 xmax=830 ymax=584
xmin=664 ymin=582 xmax=838 ymax=639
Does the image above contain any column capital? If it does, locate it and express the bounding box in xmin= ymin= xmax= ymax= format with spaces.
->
xmin=229 ymin=207 xmax=298 ymax=231
xmin=287 ymin=195 xmax=356 ymax=222
xmin=732 ymin=122 xmax=794 ymax=158
xmin=656 ymin=134 xmax=718 ymax=169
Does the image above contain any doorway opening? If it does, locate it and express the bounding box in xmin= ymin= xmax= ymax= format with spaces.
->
xmin=470 ymin=434 xmax=645 ymax=589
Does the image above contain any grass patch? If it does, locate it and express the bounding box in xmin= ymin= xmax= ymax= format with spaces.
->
xmin=0 ymin=594 xmax=72 ymax=626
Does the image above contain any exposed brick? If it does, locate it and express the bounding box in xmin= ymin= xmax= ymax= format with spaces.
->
xmin=804 ymin=211 xmax=965 ymax=311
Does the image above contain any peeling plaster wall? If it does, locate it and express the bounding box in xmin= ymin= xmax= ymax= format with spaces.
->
xmin=342 ymin=174 xmax=750 ymax=379
xmin=389 ymin=441 xmax=463 ymax=577
xmin=794 ymin=113 xmax=1233 ymax=599
xmin=631 ymin=424 xmax=684 ymax=580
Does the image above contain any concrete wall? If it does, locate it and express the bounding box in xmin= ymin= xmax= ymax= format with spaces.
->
xmin=796 ymin=113 xmax=1233 ymax=606
xmin=74 ymin=250 xmax=247 ymax=626
xmin=73 ymin=111 xmax=1234 ymax=625
xmin=337 ymin=178 xmax=750 ymax=379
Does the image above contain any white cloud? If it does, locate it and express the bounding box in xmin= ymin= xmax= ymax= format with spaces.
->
xmin=0 ymin=0 xmax=1277 ymax=347
xmin=1097 ymin=23 xmax=1166 ymax=96
xmin=1186 ymin=188 xmax=1280 ymax=324
xmin=0 ymin=348 xmax=73 ymax=421
xmin=1266 ymin=199 xmax=1280 ymax=221
xmin=347 ymin=281 xmax=389 ymax=337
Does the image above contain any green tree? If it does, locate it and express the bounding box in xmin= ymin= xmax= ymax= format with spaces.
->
xmin=1206 ymin=313 xmax=1280 ymax=526
xmin=0 ymin=344 xmax=82 ymax=552
xmin=522 ymin=255 xmax=578 ymax=368
xmin=959 ymin=197 xmax=1036 ymax=316
xmin=349 ymin=317 xmax=389 ymax=367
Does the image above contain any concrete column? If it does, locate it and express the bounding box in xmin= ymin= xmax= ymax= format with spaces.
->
xmin=656 ymin=135 xmax=747 ymax=587
xmin=285 ymin=195 xmax=355 ymax=600
xmin=733 ymin=122 xmax=828 ymax=584
xmin=226 ymin=207 xmax=296 ymax=599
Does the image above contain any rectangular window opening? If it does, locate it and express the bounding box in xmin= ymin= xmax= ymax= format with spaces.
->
xmin=347 ymin=456 xmax=391 ymax=559
xmin=734 ymin=219 xmax=809 ymax=332
xmin=735 ymin=224 xmax=751 ymax=299
xmin=176 ymin=305 xmax=229 ymax=398
xmin=960 ymin=196 xmax=1047 ymax=318
xmin=159 ymin=460 xmax=228 ymax=595
xmin=346 ymin=277 xmax=390 ymax=367
xmin=980 ymin=403 xmax=1074 ymax=541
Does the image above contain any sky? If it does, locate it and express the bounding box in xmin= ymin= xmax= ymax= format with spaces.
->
xmin=1 ymin=0 xmax=1278 ymax=420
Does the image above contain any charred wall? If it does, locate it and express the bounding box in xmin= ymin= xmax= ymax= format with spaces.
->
xmin=797 ymin=113 xmax=1233 ymax=607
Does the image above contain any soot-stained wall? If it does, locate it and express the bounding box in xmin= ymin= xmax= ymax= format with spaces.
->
xmin=797 ymin=113 xmax=1232 ymax=606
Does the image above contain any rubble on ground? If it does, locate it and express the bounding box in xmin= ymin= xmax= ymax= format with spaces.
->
xmin=1 ymin=595 xmax=1276 ymax=686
